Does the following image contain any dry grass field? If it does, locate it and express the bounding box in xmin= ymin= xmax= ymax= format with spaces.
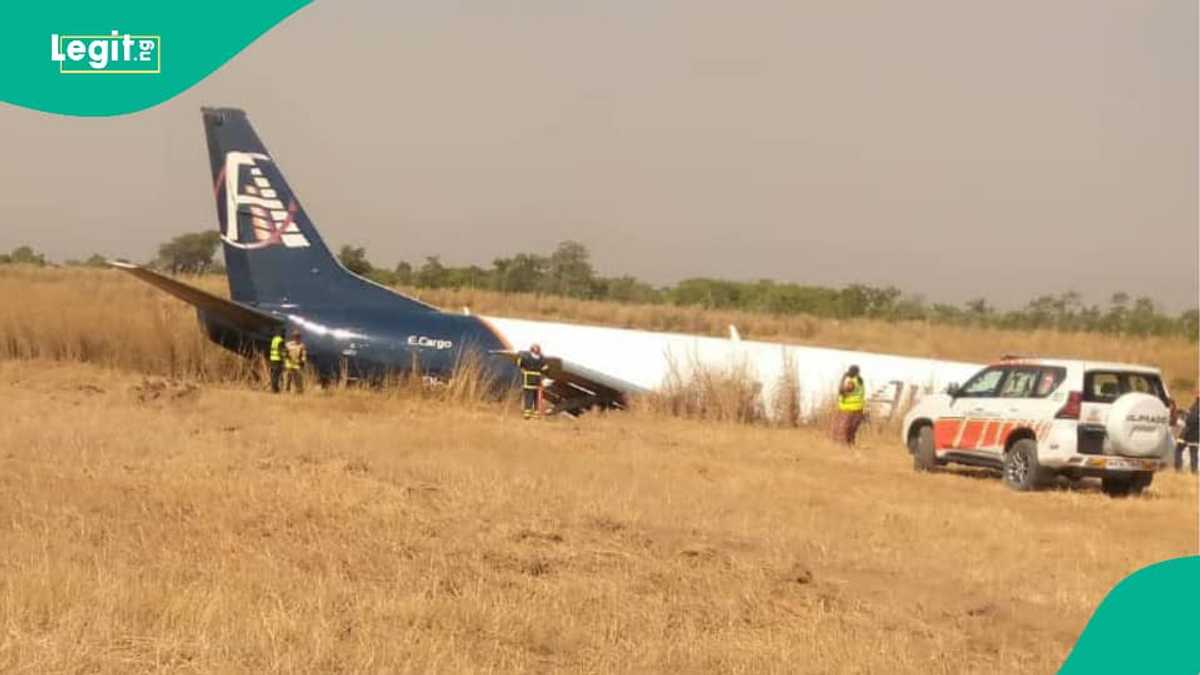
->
xmin=0 ymin=266 xmax=1197 ymax=672
xmin=0 ymin=361 xmax=1195 ymax=673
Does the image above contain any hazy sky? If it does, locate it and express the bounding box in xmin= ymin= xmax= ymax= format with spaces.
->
xmin=1 ymin=1 xmax=1196 ymax=310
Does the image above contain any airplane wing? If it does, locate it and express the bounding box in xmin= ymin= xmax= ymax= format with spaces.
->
xmin=490 ymin=350 xmax=646 ymax=413
xmin=109 ymin=261 xmax=283 ymax=334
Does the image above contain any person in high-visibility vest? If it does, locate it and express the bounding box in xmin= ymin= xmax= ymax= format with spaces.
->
xmin=833 ymin=364 xmax=866 ymax=445
xmin=1175 ymin=391 xmax=1199 ymax=474
xmin=515 ymin=343 xmax=549 ymax=419
xmin=267 ymin=329 xmax=285 ymax=393
xmin=283 ymin=329 xmax=307 ymax=394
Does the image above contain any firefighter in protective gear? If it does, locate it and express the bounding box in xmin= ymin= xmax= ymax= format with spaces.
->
xmin=284 ymin=329 xmax=307 ymax=394
xmin=268 ymin=329 xmax=285 ymax=393
xmin=833 ymin=364 xmax=866 ymax=445
xmin=515 ymin=343 xmax=550 ymax=419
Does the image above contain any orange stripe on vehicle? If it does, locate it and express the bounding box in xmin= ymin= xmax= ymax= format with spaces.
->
xmin=959 ymin=420 xmax=985 ymax=448
xmin=952 ymin=418 xmax=970 ymax=447
xmin=973 ymin=420 xmax=990 ymax=448
xmin=934 ymin=419 xmax=962 ymax=449
xmin=998 ymin=421 xmax=1016 ymax=446
xmin=979 ymin=421 xmax=1001 ymax=448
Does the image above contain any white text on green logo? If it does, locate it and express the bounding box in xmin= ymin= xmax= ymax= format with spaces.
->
xmin=50 ymin=31 xmax=161 ymax=74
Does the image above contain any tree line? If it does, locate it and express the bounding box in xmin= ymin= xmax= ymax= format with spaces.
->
xmin=2 ymin=235 xmax=1195 ymax=339
xmin=0 ymin=233 xmax=224 ymax=274
xmin=334 ymin=241 xmax=1197 ymax=339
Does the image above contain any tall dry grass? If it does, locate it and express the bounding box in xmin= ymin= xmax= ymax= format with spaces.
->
xmin=0 ymin=265 xmax=249 ymax=381
xmin=640 ymin=355 xmax=767 ymax=424
xmin=0 ymin=359 xmax=1194 ymax=673
xmin=2 ymin=266 xmax=1195 ymax=391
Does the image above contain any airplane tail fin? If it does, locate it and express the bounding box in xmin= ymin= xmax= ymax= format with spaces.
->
xmin=201 ymin=107 xmax=434 ymax=312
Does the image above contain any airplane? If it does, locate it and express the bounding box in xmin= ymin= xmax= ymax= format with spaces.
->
xmin=112 ymin=107 xmax=984 ymax=417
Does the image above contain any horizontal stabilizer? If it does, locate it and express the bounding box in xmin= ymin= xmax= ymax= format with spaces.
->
xmin=108 ymin=261 xmax=283 ymax=334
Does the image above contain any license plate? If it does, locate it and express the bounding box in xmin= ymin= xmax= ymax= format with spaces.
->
xmin=1104 ymin=457 xmax=1153 ymax=471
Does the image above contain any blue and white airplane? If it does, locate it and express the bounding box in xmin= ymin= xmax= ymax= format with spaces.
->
xmin=114 ymin=107 xmax=982 ymax=416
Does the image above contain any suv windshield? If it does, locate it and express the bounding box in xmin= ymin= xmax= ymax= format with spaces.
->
xmin=1084 ymin=371 xmax=1168 ymax=405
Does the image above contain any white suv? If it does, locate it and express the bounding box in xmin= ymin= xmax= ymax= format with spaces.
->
xmin=902 ymin=357 xmax=1174 ymax=496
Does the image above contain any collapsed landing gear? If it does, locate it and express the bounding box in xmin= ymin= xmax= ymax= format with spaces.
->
xmin=542 ymin=379 xmax=625 ymax=417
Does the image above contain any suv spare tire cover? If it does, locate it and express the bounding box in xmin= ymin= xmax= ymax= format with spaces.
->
xmin=1105 ymin=393 xmax=1171 ymax=457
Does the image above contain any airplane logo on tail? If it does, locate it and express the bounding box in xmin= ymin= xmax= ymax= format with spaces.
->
xmin=219 ymin=151 xmax=310 ymax=250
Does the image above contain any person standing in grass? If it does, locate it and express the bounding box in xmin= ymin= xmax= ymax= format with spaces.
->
xmin=516 ymin=343 xmax=550 ymax=419
xmin=833 ymin=365 xmax=866 ymax=445
xmin=1175 ymin=391 xmax=1198 ymax=474
xmin=284 ymin=329 xmax=307 ymax=394
xmin=267 ymin=329 xmax=285 ymax=393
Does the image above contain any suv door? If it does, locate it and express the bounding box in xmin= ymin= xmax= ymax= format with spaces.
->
xmin=991 ymin=365 xmax=1067 ymax=450
xmin=935 ymin=366 xmax=1009 ymax=453
xmin=1081 ymin=370 xmax=1171 ymax=456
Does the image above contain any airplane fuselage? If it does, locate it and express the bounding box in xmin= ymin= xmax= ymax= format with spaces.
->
xmin=198 ymin=304 xmax=517 ymax=386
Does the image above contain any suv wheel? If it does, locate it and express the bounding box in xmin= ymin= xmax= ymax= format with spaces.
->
xmin=912 ymin=425 xmax=940 ymax=472
xmin=1003 ymin=439 xmax=1049 ymax=491
xmin=1101 ymin=471 xmax=1152 ymax=498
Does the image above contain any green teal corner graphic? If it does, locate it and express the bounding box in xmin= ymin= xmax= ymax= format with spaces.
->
xmin=1061 ymin=556 xmax=1200 ymax=673
xmin=0 ymin=1 xmax=311 ymax=116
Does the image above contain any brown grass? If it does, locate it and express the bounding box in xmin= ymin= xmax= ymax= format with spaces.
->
xmin=0 ymin=359 xmax=1194 ymax=673
xmin=2 ymin=266 xmax=1194 ymax=391
xmin=0 ymin=266 xmax=248 ymax=381
xmin=639 ymin=355 xmax=767 ymax=424
xmin=0 ymin=267 xmax=1197 ymax=671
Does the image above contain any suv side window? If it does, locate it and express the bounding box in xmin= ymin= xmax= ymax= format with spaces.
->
xmin=999 ymin=368 xmax=1038 ymax=398
xmin=1084 ymin=371 xmax=1168 ymax=405
xmin=957 ymin=367 xmax=1008 ymax=398
xmin=1033 ymin=367 xmax=1066 ymax=398
xmin=1127 ymin=374 xmax=1155 ymax=395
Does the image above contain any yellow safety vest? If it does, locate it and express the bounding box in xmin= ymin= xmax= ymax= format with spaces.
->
xmin=284 ymin=341 xmax=306 ymax=370
xmin=269 ymin=335 xmax=284 ymax=362
xmin=838 ymin=376 xmax=865 ymax=412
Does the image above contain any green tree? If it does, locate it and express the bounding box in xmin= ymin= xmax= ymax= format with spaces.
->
xmin=965 ymin=297 xmax=993 ymax=323
xmin=393 ymin=261 xmax=413 ymax=286
xmin=338 ymin=245 xmax=373 ymax=276
xmin=65 ymin=253 xmax=109 ymax=268
xmin=1127 ymin=297 xmax=1159 ymax=336
xmin=669 ymin=278 xmax=743 ymax=309
xmin=415 ymin=256 xmax=449 ymax=288
xmin=447 ymin=265 xmax=490 ymax=289
xmin=7 ymin=245 xmax=47 ymax=266
xmin=493 ymin=253 xmax=546 ymax=293
xmin=542 ymin=241 xmax=596 ymax=298
xmin=1179 ymin=309 xmax=1199 ymax=338
xmin=600 ymin=275 xmax=661 ymax=303
xmin=157 ymin=232 xmax=220 ymax=274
